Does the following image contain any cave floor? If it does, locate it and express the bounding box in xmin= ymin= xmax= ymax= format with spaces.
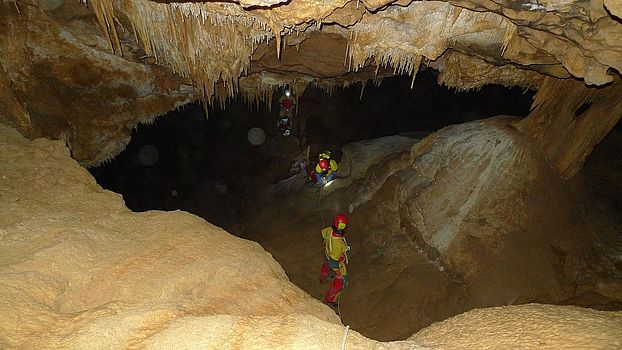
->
xmin=233 ymin=174 xmax=471 ymax=340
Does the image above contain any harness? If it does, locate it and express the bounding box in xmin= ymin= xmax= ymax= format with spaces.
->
xmin=327 ymin=232 xmax=350 ymax=264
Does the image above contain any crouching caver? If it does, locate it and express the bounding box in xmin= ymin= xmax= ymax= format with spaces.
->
xmin=320 ymin=213 xmax=350 ymax=307
xmin=309 ymin=151 xmax=338 ymax=186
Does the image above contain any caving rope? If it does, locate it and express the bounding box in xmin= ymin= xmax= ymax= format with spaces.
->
xmin=316 ymin=171 xmax=350 ymax=348
xmin=340 ymin=325 xmax=350 ymax=350
xmin=318 ymin=182 xmax=326 ymax=228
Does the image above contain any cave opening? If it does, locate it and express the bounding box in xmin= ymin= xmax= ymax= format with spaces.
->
xmin=90 ymin=69 xmax=535 ymax=227
xmin=88 ymin=69 xmax=556 ymax=340
xmin=87 ymin=68 xmax=622 ymax=341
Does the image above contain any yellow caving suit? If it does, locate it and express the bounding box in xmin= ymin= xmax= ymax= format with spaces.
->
xmin=321 ymin=227 xmax=349 ymax=304
xmin=315 ymin=159 xmax=338 ymax=177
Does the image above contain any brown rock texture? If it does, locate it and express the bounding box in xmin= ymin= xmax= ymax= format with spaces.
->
xmin=0 ymin=122 xmax=341 ymax=348
xmin=519 ymin=76 xmax=622 ymax=179
xmin=1 ymin=117 xmax=621 ymax=349
xmin=0 ymin=3 xmax=195 ymax=166
xmin=95 ymin=0 xmax=621 ymax=97
xmin=3 ymin=0 xmax=621 ymax=167
xmin=350 ymin=118 xmax=621 ymax=309
xmin=237 ymin=118 xmax=622 ymax=340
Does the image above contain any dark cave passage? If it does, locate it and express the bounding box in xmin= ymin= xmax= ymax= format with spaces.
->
xmin=90 ymin=69 xmax=535 ymax=227
xmin=87 ymin=71 xmax=622 ymax=341
xmin=5 ymin=0 xmax=622 ymax=345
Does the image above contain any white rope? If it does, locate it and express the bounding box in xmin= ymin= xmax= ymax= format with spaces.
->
xmin=319 ymin=184 xmax=326 ymax=228
xmin=340 ymin=325 xmax=350 ymax=350
xmin=318 ymin=174 xmax=348 ymax=323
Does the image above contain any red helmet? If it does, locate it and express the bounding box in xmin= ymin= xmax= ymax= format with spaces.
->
xmin=332 ymin=213 xmax=349 ymax=231
xmin=318 ymin=159 xmax=330 ymax=171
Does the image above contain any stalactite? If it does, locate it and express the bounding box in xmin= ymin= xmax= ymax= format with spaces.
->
xmin=88 ymin=0 xmax=123 ymax=56
xmin=345 ymin=2 xmax=516 ymax=95
xmin=76 ymin=0 xmax=618 ymax=116
xmin=84 ymin=0 xmax=277 ymax=109
xmin=518 ymin=76 xmax=622 ymax=178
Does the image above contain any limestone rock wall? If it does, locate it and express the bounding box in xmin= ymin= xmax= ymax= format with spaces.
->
xmin=519 ymin=77 xmax=622 ymax=179
xmin=339 ymin=135 xmax=418 ymax=180
xmin=233 ymin=117 xmax=620 ymax=340
xmin=0 ymin=122 xmax=341 ymax=348
xmin=0 ymin=3 xmax=195 ymax=166
xmin=2 ymin=0 xmax=621 ymax=166
xmin=351 ymin=118 xmax=621 ymax=306
xmin=1 ymin=121 xmax=621 ymax=348
xmin=97 ymin=0 xmax=620 ymax=98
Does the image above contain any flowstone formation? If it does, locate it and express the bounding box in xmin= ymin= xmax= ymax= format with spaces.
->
xmin=351 ymin=118 xmax=621 ymax=306
xmin=1 ymin=0 xmax=621 ymax=165
xmin=2 ymin=119 xmax=622 ymax=349
xmin=88 ymin=0 xmax=621 ymax=93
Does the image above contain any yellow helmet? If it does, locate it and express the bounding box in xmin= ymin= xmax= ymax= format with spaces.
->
xmin=318 ymin=151 xmax=331 ymax=160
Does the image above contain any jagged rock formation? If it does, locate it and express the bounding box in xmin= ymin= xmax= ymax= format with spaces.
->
xmin=0 ymin=2 xmax=195 ymax=166
xmin=519 ymin=76 xmax=622 ymax=178
xmin=93 ymin=0 xmax=620 ymax=93
xmin=236 ymin=117 xmax=622 ymax=340
xmin=1 ymin=0 xmax=621 ymax=166
xmin=2 ymin=119 xmax=622 ymax=349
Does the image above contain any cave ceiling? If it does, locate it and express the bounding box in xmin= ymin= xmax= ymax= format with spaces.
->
xmin=0 ymin=0 xmax=621 ymax=165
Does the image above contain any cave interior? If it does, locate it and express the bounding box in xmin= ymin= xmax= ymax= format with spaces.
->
xmin=1 ymin=0 xmax=622 ymax=347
